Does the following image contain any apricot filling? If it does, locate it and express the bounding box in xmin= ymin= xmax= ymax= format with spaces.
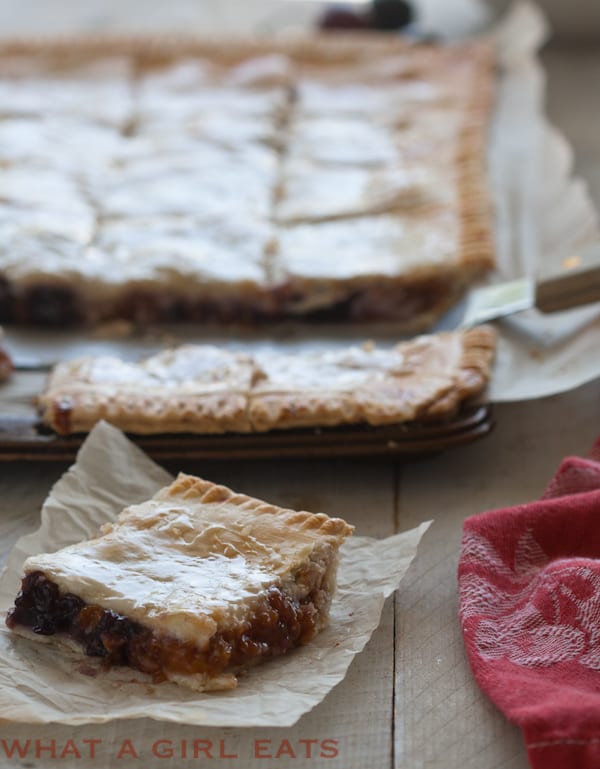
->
xmin=7 ymin=570 xmax=322 ymax=682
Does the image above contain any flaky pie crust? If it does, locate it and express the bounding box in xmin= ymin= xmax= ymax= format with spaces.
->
xmin=38 ymin=327 xmax=496 ymax=435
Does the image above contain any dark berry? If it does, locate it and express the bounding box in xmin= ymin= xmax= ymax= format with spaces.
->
xmin=370 ymin=0 xmax=413 ymax=30
xmin=57 ymin=593 xmax=86 ymax=627
xmin=318 ymin=5 xmax=370 ymax=30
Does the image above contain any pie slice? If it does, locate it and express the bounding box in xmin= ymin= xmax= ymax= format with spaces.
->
xmin=90 ymin=215 xmax=277 ymax=324
xmin=1 ymin=208 xmax=278 ymax=326
xmin=38 ymin=328 xmax=496 ymax=436
xmin=275 ymin=159 xmax=432 ymax=224
xmin=249 ymin=326 xmax=495 ymax=431
xmin=6 ymin=473 xmax=353 ymax=691
xmin=38 ymin=345 xmax=260 ymax=435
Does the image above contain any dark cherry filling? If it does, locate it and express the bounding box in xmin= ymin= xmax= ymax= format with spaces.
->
xmin=115 ymin=292 xmax=189 ymax=325
xmin=7 ymin=571 xmax=320 ymax=682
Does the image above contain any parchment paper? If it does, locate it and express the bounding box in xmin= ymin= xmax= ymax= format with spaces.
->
xmin=2 ymin=0 xmax=598 ymax=406
xmin=483 ymin=0 xmax=600 ymax=400
xmin=0 ymin=421 xmax=430 ymax=726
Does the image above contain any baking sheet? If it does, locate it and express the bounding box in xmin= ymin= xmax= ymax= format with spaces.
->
xmin=0 ymin=403 xmax=494 ymax=461
xmin=1 ymin=0 xmax=599 ymax=411
xmin=0 ymin=421 xmax=430 ymax=726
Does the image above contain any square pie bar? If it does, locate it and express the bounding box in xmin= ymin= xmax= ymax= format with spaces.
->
xmin=0 ymin=37 xmax=494 ymax=330
xmin=6 ymin=473 xmax=353 ymax=690
xmin=38 ymin=327 xmax=496 ymax=435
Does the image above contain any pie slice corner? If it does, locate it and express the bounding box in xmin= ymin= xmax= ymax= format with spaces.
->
xmin=6 ymin=473 xmax=354 ymax=692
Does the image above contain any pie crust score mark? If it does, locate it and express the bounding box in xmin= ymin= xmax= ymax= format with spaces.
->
xmin=6 ymin=473 xmax=353 ymax=691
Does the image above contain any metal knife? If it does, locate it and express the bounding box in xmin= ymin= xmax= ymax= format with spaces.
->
xmin=461 ymin=240 xmax=600 ymax=327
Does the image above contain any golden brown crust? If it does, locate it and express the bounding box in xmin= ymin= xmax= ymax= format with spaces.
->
xmin=40 ymin=389 xmax=251 ymax=435
xmin=249 ymin=327 xmax=496 ymax=431
xmin=0 ymin=33 xmax=424 ymax=70
xmin=455 ymin=40 xmax=496 ymax=278
xmin=37 ymin=345 xmax=258 ymax=435
xmin=38 ymin=329 xmax=496 ymax=435
xmin=421 ymin=325 xmax=496 ymax=419
xmin=165 ymin=473 xmax=354 ymax=540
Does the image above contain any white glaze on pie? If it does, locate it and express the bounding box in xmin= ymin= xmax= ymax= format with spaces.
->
xmin=0 ymin=41 xmax=495 ymax=328
xmin=275 ymin=213 xmax=460 ymax=282
xmin=94 ymin=216 xmax=274 ymax=287
xmin=275 ymin=160 xmax=434 ymax=224
xmin=23 ymin=474 xmax=352 ymax=644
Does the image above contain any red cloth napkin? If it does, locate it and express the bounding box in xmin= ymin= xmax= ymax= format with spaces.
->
xmin=458 ymin=438 xmax=600 ymax=769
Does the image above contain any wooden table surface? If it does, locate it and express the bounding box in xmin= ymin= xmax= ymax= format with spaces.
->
xmin=0 ymin=4 xmax=599 ymax=768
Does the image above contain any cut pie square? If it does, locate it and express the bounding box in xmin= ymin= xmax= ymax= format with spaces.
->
xmin=249 ymin=326 xmax=496 ymax=431
xmin=97 ymin=142 xmax=279 ymax=221
xmin=6 ymin=473 xmax=353 ymax=691
xmin=38 ymin=345 xmax=260 ymax=435
xmin=273 ymin=212 xmax=479 ymax=324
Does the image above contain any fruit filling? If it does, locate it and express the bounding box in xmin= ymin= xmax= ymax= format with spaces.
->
xmin=7 ymin=570 xmax=323 ymax=681
xmin=2 ymin=276 xmax=450 ymax=326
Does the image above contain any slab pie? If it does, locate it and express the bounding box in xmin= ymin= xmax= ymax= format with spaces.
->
xmin=6 ymin=473 xmax=353 ymax=691
xmin=0 ymin=36 xmax=495 ymax=330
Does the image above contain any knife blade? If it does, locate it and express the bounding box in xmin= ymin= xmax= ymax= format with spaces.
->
xmin=461 ymin=240 xmax=600 ymax=327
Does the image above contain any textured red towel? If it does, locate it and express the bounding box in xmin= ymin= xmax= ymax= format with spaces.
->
xmin=458 ymin=438 xmax=600 ymax=769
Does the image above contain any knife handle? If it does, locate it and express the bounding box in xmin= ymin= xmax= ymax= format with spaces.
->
xmin=535 ymin=241 xmax=600 ymax=313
